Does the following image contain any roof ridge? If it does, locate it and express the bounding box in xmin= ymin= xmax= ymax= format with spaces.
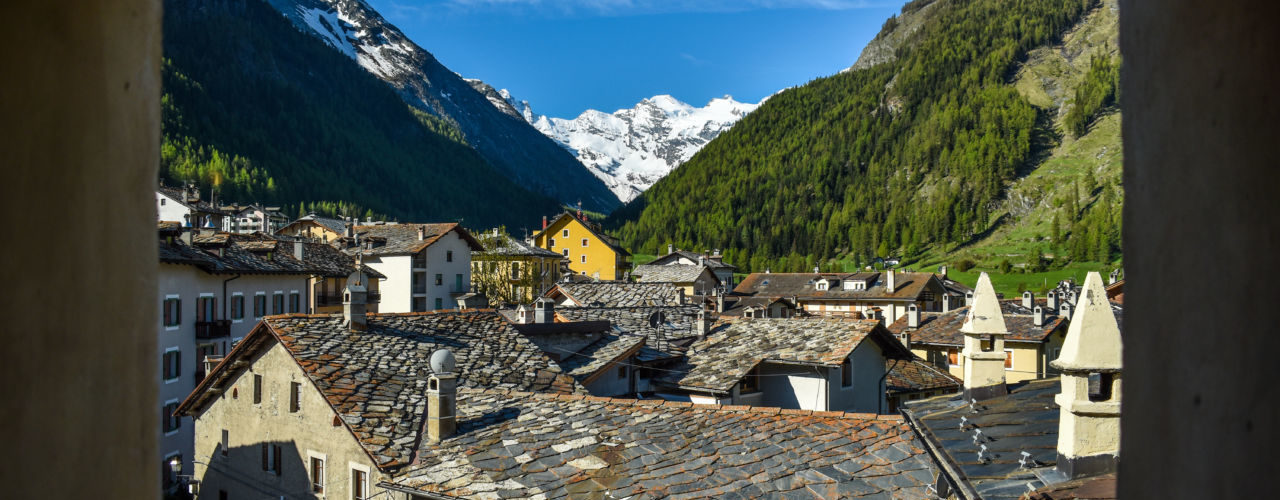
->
xmin=461 ymin=387 xmax=905 ymax=421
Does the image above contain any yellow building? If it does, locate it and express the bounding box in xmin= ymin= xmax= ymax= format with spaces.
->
xmin=471 ymin=229 xmax=566 ymax=305
xmin=530 ymin=212 xmax=630 ymax=281
xmin=887 ymin=297 xmax=1071 ymax=384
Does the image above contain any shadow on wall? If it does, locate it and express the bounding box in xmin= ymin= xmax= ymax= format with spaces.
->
xmin=194 ymin=441 xmax=319 ymax=500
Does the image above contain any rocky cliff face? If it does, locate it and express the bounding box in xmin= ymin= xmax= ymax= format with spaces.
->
xmin=264 ymin=0 xmax=621 ymax=212
xmin=467 ymin=81 xmax=760 ymax=203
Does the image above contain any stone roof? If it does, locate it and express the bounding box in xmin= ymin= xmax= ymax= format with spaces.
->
xmin=1021 ymin=473 xmax=1117 ymax=500
xmin=902 ymin=378 xmax=1063 ymax=500
xmin=661 ymin=318 xmax=914 ymax=394
xmin=344 ymin=223 xmax=483 ymax=256
xmin=283 ymin=213 xmax=348 ymax=235
xmin=555 ymin=334 xmax=648 ymax=384
xmin=384 ymin=388 xmax=937 ymax=499
xmin=886 ymin=302 xmax=1068 ymax=347
xmin=633 ymin=264 xmax=715 ymax=284
xmin=158 ymin=231 xmax=382 ymax=278
xmin=734 ymin=271 xmax=941 ymax=302
xmin=649 ymin=249 xmax=738 ymax=270
xmin=719 ymin=295 xmax=797 ymax=317
xmin=475 ymin=232 xmax=563 ymax=258
xmin=547 ymin=282 xmax=683 ymax=308
xmin=886 ymin=358 xmax=962 ymax=395
xmin=177 ymin=311 xmax=585 ymax=469
xmin=554 ymin=306 xmax=703 ymax=356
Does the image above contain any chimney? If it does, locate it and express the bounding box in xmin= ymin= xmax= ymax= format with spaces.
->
xmin=345 ymin=221 xmax=354 ymax=238
xmin=698 ymin=256 xmax=706 ymax=267
xmin=1033 ymin=305 xmax=1046 ymax=327
xmin=1047 ymin=290 xmax=1061 ymax=311
xmin=886 ymin=269 xmax=896 ymax=293
xmin=907 ymin=303 xmax=921 ymax=329
xmin=417 ymin=225 xmax=426 ymax=241
xmin=1059 ymin=302 xmax=1074 ymax=320
xmin=960 ymin=272 xmax=1010 ymax=401
xmin=715 ymin=294 xmax=725 ymax=313
xmin=180 ymin=227 xmax=193 ymax=246
xmin=533 ymin=297 xmax=554 ymax=324
xmin=939 ymin=265 xmax=948 ymax=280
xmin=542 ymin=215 xmax=548 ymax=230
xmin=293 ymin=240 xmax=304 ymax=261
xmin=942 ymin=294 xmax=954 ymax=313
xmin=343 ymin=271 xmax=368 ymax=332
xmin=1022 ymin=291 xmax=1034 ymax=309
xmin=676 ymin=288 xmax=686 ymax=305
xmin=426 ymin=349 xmax=457 ymax=442
xmin=965 ymin=291 xmax=974 ymax=306
xmin=515 ymin=304 xmax=532 ymax=325
xmin=668 ymin=243 xmax=674 ymax=254
xmin=1050 ymin=272 xmax=1122 ymax=479
xmin=813 ymin=266 xmax=820 ymax=274
xmin=713 ymin=248 xmax=720 ymax=257
xmin=576 ymin=201 xmax=583 ymax=220
xmin=695 ymin=308 xmax=712 ymax=340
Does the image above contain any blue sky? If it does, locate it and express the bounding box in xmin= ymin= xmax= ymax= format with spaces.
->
xmin=366 ymin=0 xmax=905 ymax=118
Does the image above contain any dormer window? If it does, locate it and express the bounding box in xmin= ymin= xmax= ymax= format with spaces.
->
xmin=816 ymin=279 xmax=829 ymax=291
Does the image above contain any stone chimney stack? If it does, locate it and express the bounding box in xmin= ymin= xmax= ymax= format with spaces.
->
xmin=293 ymin=240 xmax=304 ymax=261
xmin=1033 ymin=305 xmax=1046 ymax=327
xmin=695 ymin=308 xmax=712 ymax=340
xmin=426 ymin=349 xmax=458 ymax=443
xmin=1060 ymin=302 xmax=1074 ymax=320
xmin=698 ymin=255 xmax=706 ymax=267
xmin=515 ymin=304 xmax=532 ymax=325
xmin=907 ymin=303 xmax=921 ymax=329
xmin=939 ymin=265 xmax=948 ymax=280
xmin=942 ymin=294 xmax=954 ymax=313
xmin=417 ymin=225 xmax=426 ymax=241
xmin=715 ymin=294 xmax=725 ymax=313
xmin=1051 ymin=272 xmax=1123 ymax=479
xmin=960 ymin=272 xmax=1010 ymax=401
xmin=1047 ymin=290 xmax=1060 ymax=311
xmin=676 ymin=288 xmax=686 ymax=305
xmin=965 ymin=291 xmax=975 ymax=307
xmin=1022 ymin=291 xmax=1034 ymax=309
xmin=886 ymin=269 xmax=896 ymax=293
xmin=533 ymin=297 xmax=554 ymax=324
xmin=668 ymin=243 xmax=674 ymax=254
xmin=542 ymin=215 xmax=548 ymax=230
xmin=343 ymin=271 xmax=368 ymax=332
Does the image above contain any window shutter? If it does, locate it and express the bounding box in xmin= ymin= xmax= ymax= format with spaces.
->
xmin=174 ymin=352 xmax=180 ymax=378
xmin=261 ymin=443 xmax=268 ymax=471
xmin=163 ymin=352 xmax=171 ymax=379
xmin=273 ymin=445 xmax=282 ymax=476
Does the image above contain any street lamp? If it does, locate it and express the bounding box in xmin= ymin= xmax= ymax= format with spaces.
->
xmin=168 ymin=457 xmax=202 ymax=496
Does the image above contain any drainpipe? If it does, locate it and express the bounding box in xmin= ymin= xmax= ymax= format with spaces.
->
xmin=222 ymin=275 xmax=240 ymax=320
xmin=878 ymin=358 xmax=902 ymax=414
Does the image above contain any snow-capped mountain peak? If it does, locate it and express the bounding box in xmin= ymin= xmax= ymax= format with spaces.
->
xmin=468 ymin=85 xmax=760 ymax=202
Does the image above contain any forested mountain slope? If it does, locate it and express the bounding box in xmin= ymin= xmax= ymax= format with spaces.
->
xmin=161 ymin=0 xmax=563 ymax=228
xmin=609 ymin=0 xmax=1120 ymax=274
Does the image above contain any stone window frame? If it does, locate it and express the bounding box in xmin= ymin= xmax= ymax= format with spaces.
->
xmin=350 ymin=462 xmax=372 ymax=500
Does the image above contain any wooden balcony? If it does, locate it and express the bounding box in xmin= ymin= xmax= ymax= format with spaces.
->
xmin=195 ymin=320 xmax=231 ymax=339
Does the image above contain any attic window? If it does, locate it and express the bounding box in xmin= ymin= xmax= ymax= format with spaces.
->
xmin=740 ymin=366 xmax=761 ymax=393
xmin=1088 ymin=373 xmax=1114 ymax=402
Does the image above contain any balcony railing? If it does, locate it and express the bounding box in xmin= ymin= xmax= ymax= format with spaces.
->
xmin=412 ymin=257 xmax=427 ymax=269
xmin=195 ymin=320 xmax=231 ymax=339
xmin=367 ymin=291 xmax=380 ymax=303
xmin=315 ymin=293 xmax=343 ymax=307
xmin=412 ymin=283 xmax=426 ymax=294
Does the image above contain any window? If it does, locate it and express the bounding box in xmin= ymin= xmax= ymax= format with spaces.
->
xmin=841 ymin=358 xmax=853 ymax=388
xmin=740 ymin=366 xmax=760 ymax=393
xmin=310 ymin=456 xmax=325 ymax=493
xmin=562 ymin=229 xmax=569 ymax=238
xmin=412 ymin=297 xmax=426 ymax=312
xmin=434 ymin=274 xmax=443 ymax=286
xmin=290 ymin=381 xmax=301 ymax=413
xmin=581 ymin=238 xmax=588 ymax=247
xmin=352 ymin=467 xmax=369 ymax=500
xmin=221 ymin=430 xmax=229 ymax=457
xmin=261 ymin=443 xmax=281 ymax=475
xmin=253 ymin=294 xmax=266 ymax=318
xmin=162 ymin=453 xmax=181 ymax=490
xmin=1088 ymin=373 xmax=1114 ymax=402
xmin=272 ymin=293 xmax=284 ymax=314
xmin=548 ymin=237 xmax=555 ymax=247
xmin=289 ymin=291 xmax=300 ymax=313
xmin=162 ymin=401 xmax=180 ymax=434
xmin=562 ymin=249 xmax=569 ymax=257
xmin=1050 ymin=347 xmax=1061 ymax=360
xmin=163 ymin=348 xmax=181 ymax=382
xmin=1004 ymin=349 xmax=1014 ymax=370
xmin=197 ymin=296 xmax=215 ymax=322
xmin=163 ymin=297 xmax=181 ymax=327
xmin=446 ymin=250 xmax=453 ymax=262
xmin=617 ymin=366 xmax=627 ymax=379
xmin=455 ymin=274 xmax=463 ymax=291
xmin=231 ymin=294 xmax=244 ymax=320
xmin=580 ymin=255 xmax=586 ymax=263
xmin=435 ymin=298 xmax=443 ymax=310
xmin=160 ymin=198 xmax=166 ymax=206
xmin=947 ymin=349 xmax=959 ymax=367
xmin=253 ymin=374 xmax=262 ymax=404
xmin=219 ymin=490 xmax=227 ymax=500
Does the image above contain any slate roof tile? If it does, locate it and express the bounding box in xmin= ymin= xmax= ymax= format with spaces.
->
xmin=886 ymin=302 xmax=1068 ymax=346
xmin=886 ymin=358 xmax=962 ymax=395
xmin=548 ymin=282 xmax=685 ymax=308
xmin=633 ymin=264 xmax=714 ymax=284
xmin=734 ymin=272 xmax=941 ymax=302
xmin=388 ymin=389 xmax=937 ymax=499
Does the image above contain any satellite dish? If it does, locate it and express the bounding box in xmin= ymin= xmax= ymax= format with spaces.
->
xmin=429 ymin=349 xmax=455 ymax=374
xmin=648 ymin=311 xmax=666 ymax=328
